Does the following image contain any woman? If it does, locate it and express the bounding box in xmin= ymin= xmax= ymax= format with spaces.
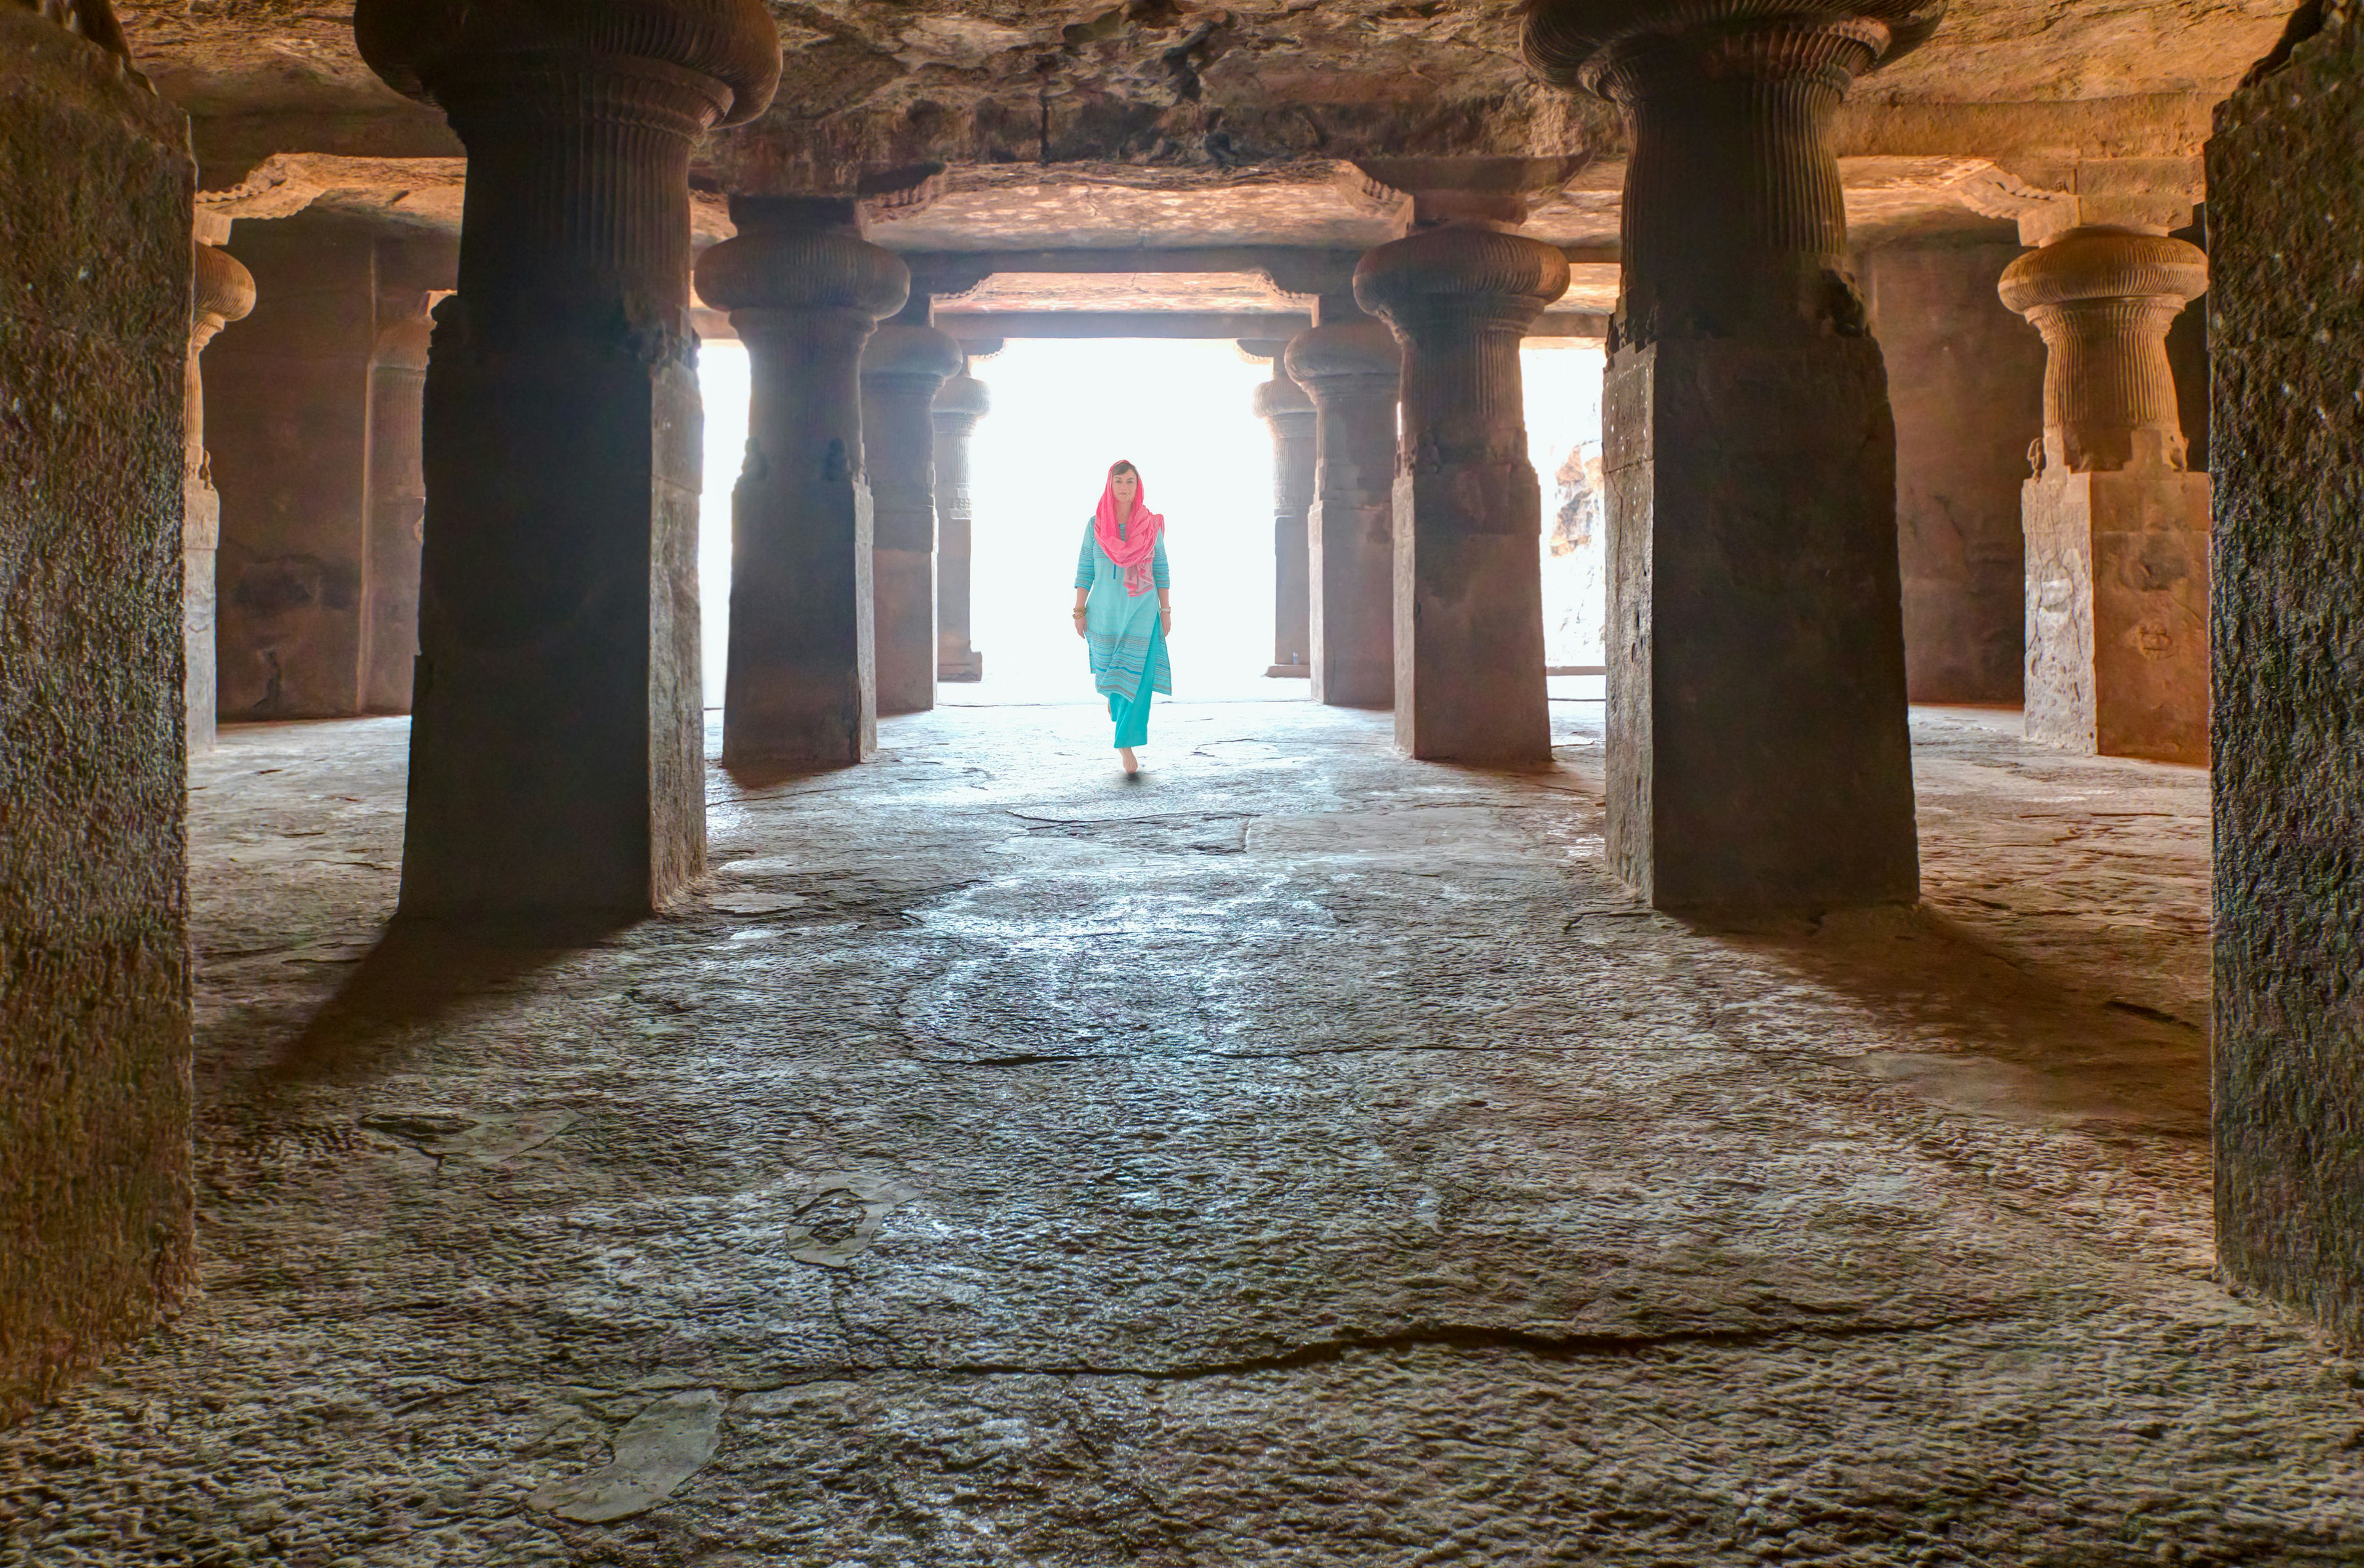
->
xmin=1072 ymin=459 xmax=1173 ymax=777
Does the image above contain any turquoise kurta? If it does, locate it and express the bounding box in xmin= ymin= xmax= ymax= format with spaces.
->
xmin=1075 ymin=520 xmax=1173 ymax=699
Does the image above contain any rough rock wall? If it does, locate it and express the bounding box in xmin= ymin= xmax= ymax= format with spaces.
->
xmin=2208 ymin=15 xmax=2364 ymax=1345
xmin=1860 ymin=240 xmax=2045 ymax=705
xmin=0 ymin=12 xmax=195 ymax=1425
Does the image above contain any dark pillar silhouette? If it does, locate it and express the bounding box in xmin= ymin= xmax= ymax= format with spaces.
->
xmin=1524 ymin=0 xmax=1933 ymax=912
xmin=694 ymin=199 xmax=907 ymax=769
xmin=353 ymin=0 xmax=781 ymax=917
xmin=933 ymin=369 xmax=989 ymax=682
xmin=1253 ymin=361 xmax=1316 ymax=677
xmin=1356 ymin=217 xmax=1567 ymax=762
xmin=1285 ymin=313 xmax=1401 ymax=708
xmin=862 ymin=309 xmax=963 ymax=715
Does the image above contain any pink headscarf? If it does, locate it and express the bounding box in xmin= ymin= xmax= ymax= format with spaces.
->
xmin=1092 ymin=462 xmax=1165 ymax=598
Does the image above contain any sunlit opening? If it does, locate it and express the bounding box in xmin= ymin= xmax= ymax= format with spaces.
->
xmin=696 ymin=337 xmax=1606 ymax=710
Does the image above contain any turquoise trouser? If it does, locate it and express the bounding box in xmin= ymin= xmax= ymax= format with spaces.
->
xmin=1107 ymin=622 xmax=1163 ymax=749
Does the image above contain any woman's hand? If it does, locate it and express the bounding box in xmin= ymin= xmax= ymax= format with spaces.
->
xmin=1072 ymin=606 xmax=1088 ymax=640
xmin=1160 ymin=607 xmax=1173 ymax=637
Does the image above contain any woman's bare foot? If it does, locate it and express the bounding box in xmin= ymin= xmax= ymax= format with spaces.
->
xmin=1117 ymin=746 xmax=1140 ymax=776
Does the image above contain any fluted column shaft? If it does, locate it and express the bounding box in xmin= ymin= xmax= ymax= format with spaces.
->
xmin=862 ymin=323 xmax=963 ymax=715
xmin=933 ymin=374 xmax=989 ymax=682
xmin=1253 ymin=370 xmax=1316 ymax=676
xmin=354 ymin=0 xmax=780 ymax=918
xmin=1355 ymin=223 xmax=1567 ymax=762
xmin=2001 ymin=227 xmax=2209 ymax=475
xmin=2001 ymin=225 xmax=2211 ymax=762
xmin=1285 ymin=321 xmax=1401 ymax=708
xmin=697 ymin=201 xmax=909 ymax=769
xmin=183 ymin=236 xmax=254 ymax=757
xmin=1607 ymin=32 xmax=1867 ymax=342
xmin=1525 ymin=0 xmax=1935 ymax=914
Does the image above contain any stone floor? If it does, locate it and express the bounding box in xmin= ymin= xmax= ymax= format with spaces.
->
xmin=6 ymin=698 xmax=2361 ymax=1566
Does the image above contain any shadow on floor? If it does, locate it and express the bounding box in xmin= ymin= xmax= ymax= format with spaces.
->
xmin=1694 ymin=902 xmax=2209 ymax=1140
xmin=267 ymin=915 xmax=634 ymax=1084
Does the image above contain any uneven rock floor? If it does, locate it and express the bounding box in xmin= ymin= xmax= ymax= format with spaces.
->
xmin=7 ymin=699 xmax=2362 ymax=1565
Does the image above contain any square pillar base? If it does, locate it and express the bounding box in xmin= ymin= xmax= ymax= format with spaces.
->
xmin=1310 ymin=493 xmax=1396 ymax=709
xmin=875 ymin=545 xmax=936 ymax=715
xmin=725 ymin=472 xmax=875 ymax=771
xmin=2023 ymin=468 xmax=2210 ymax=765
xmin=1604 ymin=336 xmax=1920 ymax=914
xmin=403 ymin=341 xmax=705 ymax=920
xmin=1390 ymin=466 xmax=1550 ymax=762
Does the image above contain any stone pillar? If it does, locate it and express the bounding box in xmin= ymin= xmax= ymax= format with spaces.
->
xmin=1523 ymin=0 xmax=1934 ymax=913
xmin=2000 ymin=227 xmax=2210 ymax=764
xmin=183 ymin=225 xmax=254 ymax=755
xmin=2209 ymin=13 xmax=2364 ymax=1348
xmin=1354 ymin=217 xmax=1567 ymax=762
xmin=1285 ymin=317 xmax=1401 ymax=708
xmin=1858 ymin=243 xmax=2044 ymax=705
xmin=861 ymin=309 xmax=963 ymax=715
xmin=353 ymin=0 xmax=781 ymax=918
xmin=205 ymin=215 xmax=380 ymax=722
xmin=694 ymin=199 xmax=907 ymax=769
xmin=361 ymin=291 xmax=431 ymax=714
xmin=1252 ymin=363 xmax=1316 ymax=677
xmin=933 ymin=369 xmax=989 ymax=682
xmin=2 ymin=3 xmax=196 ymax=1423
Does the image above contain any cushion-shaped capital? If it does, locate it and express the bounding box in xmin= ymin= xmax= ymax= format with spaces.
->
xmin=1353 ymin=225 xmax=1571 ymax=328
xmin=695 ymin=227 xmax=909 ymax=319
xmin=191 ymin=241 xmax=255 ymax=329
xmin=1252 ymin=376 xmax=1314 ymax=423
xmin=934 ymin=373 xmax=991 ymax=420
xmin=1284 ymin=321 xmax=1401 ymax=388
xmin=1999 ymin=225 xmax=2209 ymax=318
xmin=355 ymin=0 xmax=782 ymax=126
xmin=862 ymin=323 xmax=965 ymax=385
xmin=1523 ymin=0 xmax=1946 ymax=94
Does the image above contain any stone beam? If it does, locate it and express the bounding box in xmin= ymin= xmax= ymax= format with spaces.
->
xmin=938 ymin=312 xmax=1314 ymax=340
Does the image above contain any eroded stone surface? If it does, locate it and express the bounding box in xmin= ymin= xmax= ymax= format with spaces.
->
xmin=0 ymin=10 xmax=196 ymax=1426
xmin=0 ymin=699 xmax=2356 ymax=1560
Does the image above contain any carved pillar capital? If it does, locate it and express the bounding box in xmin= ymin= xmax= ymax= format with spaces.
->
xmin=356 ymin=0 xmax=782 ymax=334
xmin=1251 ymin=370 xmax=1314 ymax=433
xmin=1525 ymin=0 xmax=1943 ymax=343
xmin=1353 ymin=223 xmax=1567 ymax=477
xmin=861 ymin=321 xmax=964 ymax=392
xmin=932 ymin=371 xmax=991 ymax=435
xmin=190 ymin=239 xmax=255 ymax=353
xmin=698 ymin=208 xmax=909 ymax=347
xmin=1284 ymin=320 xmax=1401 ymax=408
xmin=2000 ymin=225 xmax=2209 ymax=473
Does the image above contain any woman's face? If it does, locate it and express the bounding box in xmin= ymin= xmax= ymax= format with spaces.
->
xmin=1111 ymin=468 xmax=1139 ymax=509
